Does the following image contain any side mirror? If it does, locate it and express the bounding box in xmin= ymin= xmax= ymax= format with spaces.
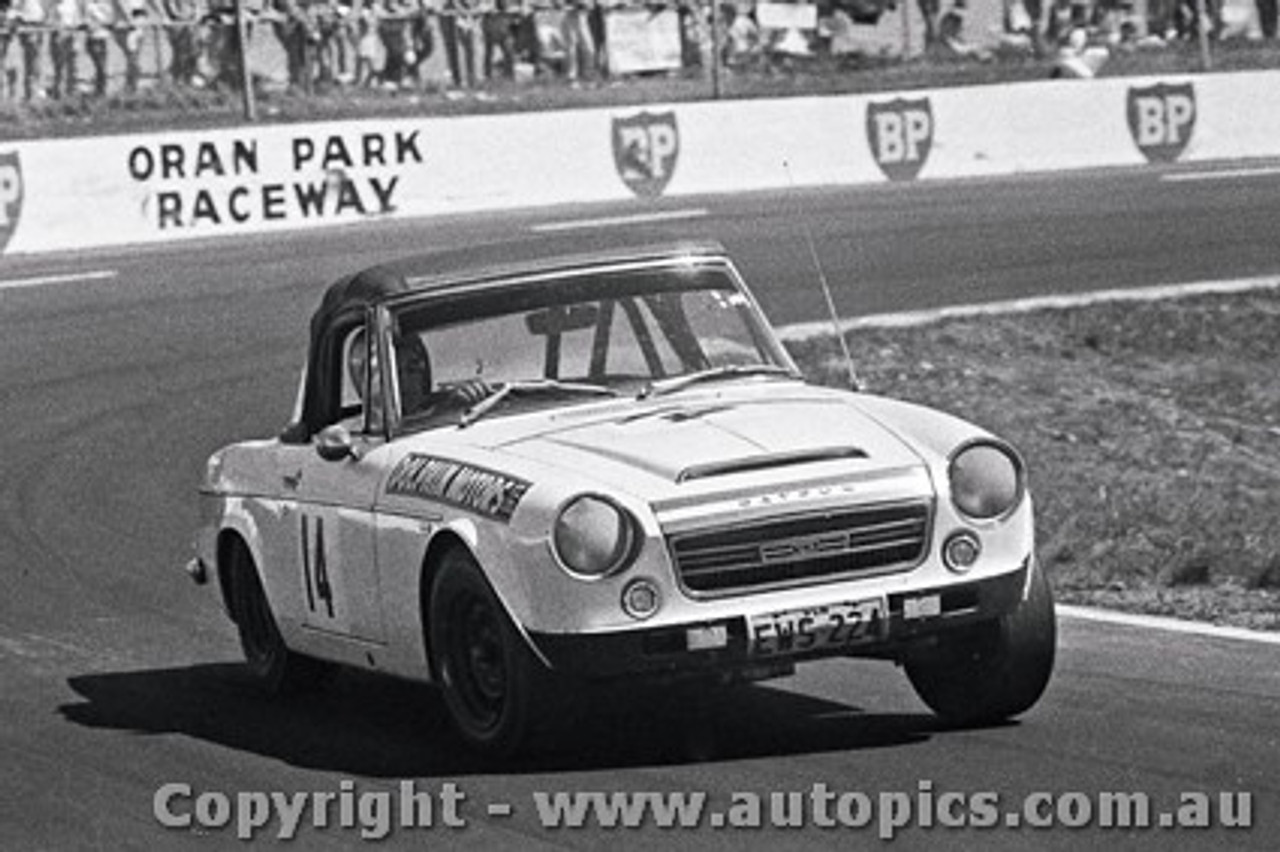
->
xmin=315 ymin=424 xmax=358 ymax=462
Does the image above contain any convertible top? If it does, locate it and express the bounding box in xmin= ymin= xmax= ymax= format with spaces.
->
xmin=323 ymin=237 xmax=728 ymax=314
xmin=294 ymin=238 xmax=729 ymax=439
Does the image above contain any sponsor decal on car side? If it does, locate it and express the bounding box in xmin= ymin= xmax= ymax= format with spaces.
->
xmin=0 ymin=151 xmax=24 ymax=254
xmin=866 ymin=98 xmax=933 ymax=182
xmin=386 ymin=454 xmax=529 ymax=522
xmin=1128 ymin=82 xmax=1196 ymax=163
xmin=613 ymin=110 xmax=679 ymax=198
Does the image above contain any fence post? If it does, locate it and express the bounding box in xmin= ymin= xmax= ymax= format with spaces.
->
xmin=709 ymin=0 xmax=722 ymax=99
xmin=235 ymin=0 xmax=257 ymax=121
xmin=1195 ymin=0 xmax=1213 ymax=70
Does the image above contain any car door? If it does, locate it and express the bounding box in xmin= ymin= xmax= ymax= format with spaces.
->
xmin=288 ymin=446 xmax=387 ymax=643
xmin=280 ymin=318 xmax=391 ymax=645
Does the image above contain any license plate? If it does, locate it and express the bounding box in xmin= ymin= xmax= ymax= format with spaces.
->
xmin=749 ymin=599 xmax=885 ymax=657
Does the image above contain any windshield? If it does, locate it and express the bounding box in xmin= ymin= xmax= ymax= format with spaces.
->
xmin=386 ymin=261 xmax=794 ymax=429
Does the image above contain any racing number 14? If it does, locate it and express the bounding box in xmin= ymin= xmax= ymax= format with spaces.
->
xmin=300 ymin=515 xmax=335 ymax=618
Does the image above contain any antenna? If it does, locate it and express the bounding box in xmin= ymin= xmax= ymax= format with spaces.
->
xmin=783 ymin=160 xmax=862 ymax=391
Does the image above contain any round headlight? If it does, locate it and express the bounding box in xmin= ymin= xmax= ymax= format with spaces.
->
xmin=949 ymin=442 xmax=1023 ymax=520
xmin=553 ymin=495 xmax=639 ymax=578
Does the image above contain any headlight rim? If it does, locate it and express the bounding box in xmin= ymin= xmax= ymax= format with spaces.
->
xmin=551 ymin=492 xmax=642 ymax=581
xmin=947 ymin=438 xmax=1026 ymax=523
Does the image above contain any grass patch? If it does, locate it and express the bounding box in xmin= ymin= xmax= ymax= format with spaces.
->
xmin=784 ymin=286 xmax=1280 ymax=631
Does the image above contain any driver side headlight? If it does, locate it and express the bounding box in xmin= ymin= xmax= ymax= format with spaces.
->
xmin=948 ymin=441 xmax=1024 ymax=520
xmin=552 ymin=495 xmax=640 ymax=579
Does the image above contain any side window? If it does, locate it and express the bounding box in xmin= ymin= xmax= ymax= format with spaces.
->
xmin=339 ymin=325 xmax=384 ymax=433
xmin=340 ymin=327 xmax=366 ymax=413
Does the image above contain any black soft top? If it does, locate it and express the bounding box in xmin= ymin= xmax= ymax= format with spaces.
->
xmin=293 ymin=238 xmax=728 ymax=439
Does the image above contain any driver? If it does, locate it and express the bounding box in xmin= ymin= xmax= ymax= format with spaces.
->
xmin=394 ymin=331 xmax=494 ymax=421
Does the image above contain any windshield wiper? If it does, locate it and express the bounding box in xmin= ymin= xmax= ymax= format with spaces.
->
xmin=459 ymin=380 xmax=617 ymax=427
xmin=638 ymin=364 xmax=800 ymax=400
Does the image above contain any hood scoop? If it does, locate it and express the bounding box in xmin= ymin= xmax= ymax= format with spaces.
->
xmin=678 ymin=446 xmax=867 ymax=483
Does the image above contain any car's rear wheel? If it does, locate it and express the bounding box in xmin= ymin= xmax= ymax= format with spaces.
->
xmin=228 ymin=541 xmax=333 ymax=695
xmin=429 ymin=547 xmax=555 ymax=755
xmin=905 ymin=561 xmax=1056 ymax=726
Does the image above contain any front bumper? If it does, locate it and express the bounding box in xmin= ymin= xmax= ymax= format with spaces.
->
xmin=528 ymin=559 xmax=1030 ymax=680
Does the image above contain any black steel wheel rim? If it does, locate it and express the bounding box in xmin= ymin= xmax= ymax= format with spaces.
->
xmin=444 ymin=590 xmax=508 ymax=731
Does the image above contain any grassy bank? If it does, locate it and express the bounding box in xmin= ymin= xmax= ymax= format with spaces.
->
xmin=785 ymin=285 xmax=1280 ymax=631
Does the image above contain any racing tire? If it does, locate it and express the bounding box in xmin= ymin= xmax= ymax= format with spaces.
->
xmin=905 ymin=561 xmax=1056 ymax=726
xmin=228 ymin=542 xmax=334 ymax=695
xmin=428 ymin=547 xmax=558 ymax=756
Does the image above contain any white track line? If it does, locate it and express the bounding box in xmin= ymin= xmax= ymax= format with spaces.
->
xmin=1163 ymin=166 xmax=1280 ymax=182
xmin=531 ymin=209 xmax=709 ymax=233
xmin=1058 ymin=605 xmax=1280 ymax=645
xmin=0 ymin=269 xmax=118 ymax=291
xmin=778 ymin=274 xmax=1280 ymax=339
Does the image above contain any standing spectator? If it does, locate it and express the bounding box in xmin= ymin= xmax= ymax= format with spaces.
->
xmin=440 ymin=0 xmax=477 ymax=89
xmin=16 ymin=0 xmax=46 ymax=101
xmin=510 ymin=0 xmax=539 ymax=75
xmin=275 ymin=0 xmax=321 ymax=91
xmin=1002 ymin=0 xmax=1042 ymax=54
xmin=918 ymin=0 xmax=940 ymax=45
xmin=165 ymin=0 xmax=203 ymax=86
xmin=312 ymin=0 xmax=350 ymax=84
xmin=1257 ymin=0 xmax=1278 ymax=36
xmin=405 ymin=0 xmax=433 ymax=82
xmin=84 ymin=0 xmax=116 ymax=94
xmin=376 ymin=0 xmax=417 ymax=88
xmin=587 ymin=0 xmax=603 ymax=73
xmin=202 ymin=0 xmax=236 ymax=88
xmin=531 ymin=0 xmax=565 ymax=75
xmin=481 ymin=0 xmax=516 ymax=80
xmin=559 ymin=0 xmax=595 ymax=81
xmin=114 ymin=0 xmax=154 ymax=93
xmin=0 ymin=1 xmax=14 ymax=100
xmin=353 ymin=0 xmax=382 ymax=85
xmin=1042 ymin=0 xmax=1071 ymax=43
xmin=50 ymin=0 xmax=78 ymax=98
xmin=721 ymin=2 xmax=761 ymax=68
xmin=0 ymin=1 xmax=14 ymax=99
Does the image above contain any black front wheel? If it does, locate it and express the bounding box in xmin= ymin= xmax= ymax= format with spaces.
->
xmin=905 ymin=561 xmax=1057 ymax=726
xmin=228 ymin=541 xmax=333 ymax=695
xmin=428 ymin=548 xmax=556 ymax=755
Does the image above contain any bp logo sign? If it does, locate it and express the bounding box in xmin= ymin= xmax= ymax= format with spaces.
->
xmin=866 ymin=98 xmax=933 ymax=182
xmin=1128 ymin=83 xmax=1196 ymax=163
xmin=0 ymin=151 xmax=23 ymax=254
xmin=613 ymin=111 xmax=679 ymax=198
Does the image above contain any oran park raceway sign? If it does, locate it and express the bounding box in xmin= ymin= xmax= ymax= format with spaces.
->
xmin=125 ymin=129 xmax=425 ymax=231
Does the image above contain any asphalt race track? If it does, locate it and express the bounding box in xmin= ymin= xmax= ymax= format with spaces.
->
xmin=1 ymin=164 xmax=1278 ymax=850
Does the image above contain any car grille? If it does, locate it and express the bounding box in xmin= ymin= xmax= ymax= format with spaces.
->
xmin=667 ymin=502 xmax=931 ymax=595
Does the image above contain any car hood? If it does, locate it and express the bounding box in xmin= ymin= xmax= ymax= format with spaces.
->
xmin=484 ymin=384 xmax=927 ymax=497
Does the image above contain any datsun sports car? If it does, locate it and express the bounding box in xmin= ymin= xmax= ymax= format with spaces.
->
xmin=186 ymin=240 xmax=1055 ymax=754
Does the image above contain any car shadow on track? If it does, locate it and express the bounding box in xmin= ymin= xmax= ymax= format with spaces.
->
xmin=59 ymin=662 xmax=943 ymax=777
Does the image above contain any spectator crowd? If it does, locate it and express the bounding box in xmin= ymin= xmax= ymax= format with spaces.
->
xmin=0 ymin=0 xmax=626 ymax=100
xmin=0 ymin=0 xmax=1275 ymax=102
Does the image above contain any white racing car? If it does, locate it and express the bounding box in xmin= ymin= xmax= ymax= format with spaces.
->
xmin=186 ymin=240 xmax=1055 ymax=754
